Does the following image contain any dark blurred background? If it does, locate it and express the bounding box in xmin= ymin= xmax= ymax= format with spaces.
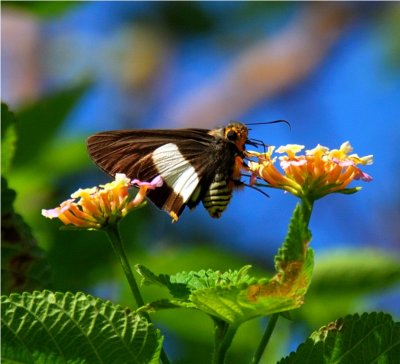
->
xmin=2 ymin=2 xmax=400 ymax=363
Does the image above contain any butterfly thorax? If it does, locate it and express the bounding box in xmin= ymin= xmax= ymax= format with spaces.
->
xmin=199 ymin=122 xmax=248 ymax=217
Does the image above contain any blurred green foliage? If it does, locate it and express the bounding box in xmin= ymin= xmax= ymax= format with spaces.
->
xmin=1 ymin=177 xmax=51 ymax=294
xmin=297 ymin=249 xmax=400 ymax=328
xmin=1 ymin=103 xmax=17 ymax=176
xmin=7 ymin=86 xmax=89 ymax=239
xmin=3 ymin=1 xmax=79 ymax=18
xmin=12 ymin=85 xmax=87 ymax=168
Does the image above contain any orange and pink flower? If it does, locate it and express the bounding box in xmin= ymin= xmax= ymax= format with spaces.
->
xmin=247 ymin=141 xmax=372 ymax=201
xmin=42 ymin=174 xmax=163 ymax=229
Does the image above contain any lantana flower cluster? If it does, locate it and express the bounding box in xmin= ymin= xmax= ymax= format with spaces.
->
xmin=247 ymin=141 xmax=373 ymax=201
xmin=42 ymin=173 xmax=162 ymax=229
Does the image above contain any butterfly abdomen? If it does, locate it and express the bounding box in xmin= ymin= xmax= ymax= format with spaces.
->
xmin=202 ymin=173 xmax=233 ymax=218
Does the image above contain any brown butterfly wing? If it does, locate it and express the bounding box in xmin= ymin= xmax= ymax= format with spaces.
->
xmin=86 ymin=129 xmax=217 ymax=218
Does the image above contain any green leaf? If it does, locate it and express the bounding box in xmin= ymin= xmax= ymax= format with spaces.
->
xmin=275 ymin=203 xmax=312 ymax=269
xmin=137 ymin=264 xmax=191 ymax=299
xmin=1 ymin=103 xmax=17 ymax=175
xmin=1 ymin=290 xmax=163 ymax=364
xmin=141 ymin=298 xmax=197 ymax=312
xmin=1 ymin=177 xmax=51 ymax=293
xmin=138 ymin=257 xmax=314 ymax=324
xmin=137 ymin=264 xmax=257 ymax=301
xmin=191 ymin=250 xmax=314 ymax=323
xmin=278 ymin=312 xmax=400 ymax=364
xmin=171 ymin=265 xmax=256 ymax=289
xmin=334 ymin=187 xmax=361 ymax=195
xmin=13 ymin=84 xmax=87 ymax=168
xmin=138 ymin=265 xmax=257 ymax=295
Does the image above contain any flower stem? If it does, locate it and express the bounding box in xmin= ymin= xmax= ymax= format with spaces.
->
xmin=300 ymin=197 xmax=314 ymax=226
xmin=105 ymin=225 xmax=145 ymax=308
xmin=251 ymin=313 xmax=279 ymax=364
xmin=212 ymin=319 xmax=237 ymax=364
xmin=104 ymin=225 xmax=171 ymax=364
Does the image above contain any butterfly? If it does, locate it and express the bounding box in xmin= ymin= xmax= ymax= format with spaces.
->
xmin=87 ymin=121 xmax=286 ymax=222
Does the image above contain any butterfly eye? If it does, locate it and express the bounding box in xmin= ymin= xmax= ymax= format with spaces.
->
xmin=226 ymin=130 xmax=238 ymax=141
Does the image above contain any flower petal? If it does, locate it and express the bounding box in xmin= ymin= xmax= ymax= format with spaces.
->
xmin=132 ymin=175 xmax=164 ymax=189
xmin=42 ymin=173 xmax=161 ymax=229
xmin=249 ymin=141 xmax=373 ymax=201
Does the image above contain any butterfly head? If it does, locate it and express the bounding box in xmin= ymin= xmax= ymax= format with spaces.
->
xmin=224 ymin=122 xmax=248 ymax=152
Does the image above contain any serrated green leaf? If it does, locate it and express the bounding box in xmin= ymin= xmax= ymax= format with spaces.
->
xmin=1 ymin=290 xmax=163 ymax=364
xmin=140 ymin=299 xmax=197 ymax=313
xmin=1 ymin=177 xmax=51 ymax=293
xmin=275 ymin=203 xmax=311 ymax=269
xmin=137 ymin=264 xmax=175 ymax=287
xmin=140 ymin=256 xmax=313 ymax=324
xmin=137 ymin=264 xmax=257 ymax=301
xmin=278 ymin=312 xmax=400 ymax=364
xmin=136 ymin=264 xmax=191 ymax=299
xmin=190 ymin=250 xmax=314 ymax=323
xmin=1 ymin=103 xmax=17 ymax=175
xmin=171 ymin=265 xmax=255 ymax=290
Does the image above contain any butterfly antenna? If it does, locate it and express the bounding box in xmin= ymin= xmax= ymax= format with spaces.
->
xmin=246 ymin=119 xmax=291 ymax=131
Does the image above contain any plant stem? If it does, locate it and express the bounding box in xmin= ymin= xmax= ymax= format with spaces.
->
xmin=212 ymin=319 xmax=237 ymax=364
xmin=104 ymin=225 xmax=171 ymax=364
xmin=105 ymin=225 xmax=145 ymax=308
xmin=300 ymin=197 xmax=314 ymax=226
xmin=251 ymin=313 xmax=279 ymax=364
